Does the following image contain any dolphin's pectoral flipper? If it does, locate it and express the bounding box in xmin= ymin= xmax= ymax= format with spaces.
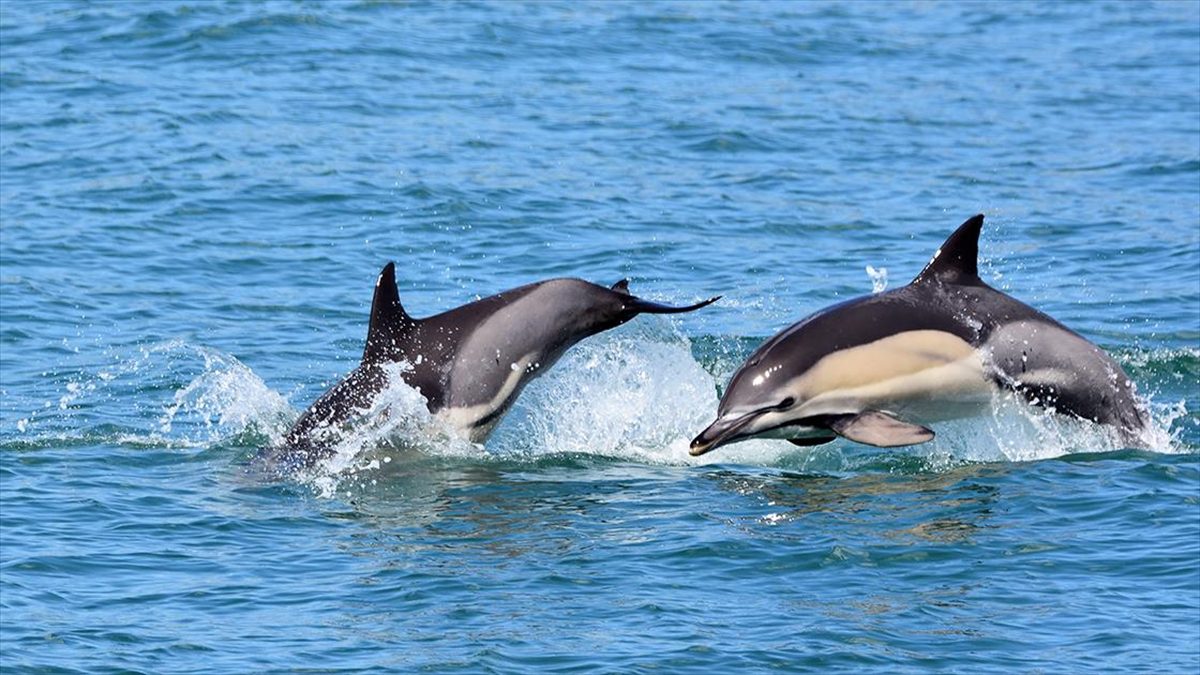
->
xmin=610 ymin=279 xmax=631 ymax=294
xmin=787 ymin=436 xmax=837 ymax=447
xmin=827 ymin=411 xmax=935 ymax=447
xmin=363 ymin=262 xmax=417 ymax=364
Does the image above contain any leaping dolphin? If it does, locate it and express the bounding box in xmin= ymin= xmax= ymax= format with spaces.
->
xmin=286 ymin=264 xmax=718 ymax=454
xmin=690 ymin=214 xmax=1148 ymax=456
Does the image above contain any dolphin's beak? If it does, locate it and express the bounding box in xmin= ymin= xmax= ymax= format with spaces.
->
xmin=689 ymin=412 xmax=759 ymax=456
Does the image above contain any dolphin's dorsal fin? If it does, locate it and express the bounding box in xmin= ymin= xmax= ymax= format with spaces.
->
xmin=363 ymin=262 xmax=415 ymax=364
xmin=611 ymin=279 xmax=631 ymax=295
xmin=912 ymin=214 xmax=984 ymax=285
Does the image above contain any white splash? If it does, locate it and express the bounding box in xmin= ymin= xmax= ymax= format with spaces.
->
xmin=158 ymin=346 xmax=293 ymax=446
xmin=304 ymin=362 xmax=483 ymax=498
xmin=866 ymin=265 xmax=889 ymax=293
xmin=487 ymin=321 xmax=794 ymax=467
xmin=910 ymin=386 xmax=1186 ymax=465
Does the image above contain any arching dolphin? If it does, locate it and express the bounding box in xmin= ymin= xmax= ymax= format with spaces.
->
xmin=690 ymin=214 xmax=1148 ymax=456
xmin=286 ymin=264 xmax=717 ymax=453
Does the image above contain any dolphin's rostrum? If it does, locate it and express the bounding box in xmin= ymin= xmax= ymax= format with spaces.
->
xmin=690 ymin=214 xmax=1148 ymax=456
xmin=286 ymin=264 xmax=718 ymax=455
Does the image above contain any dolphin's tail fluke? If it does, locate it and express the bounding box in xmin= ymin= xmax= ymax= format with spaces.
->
xmin=628 ymin=295 xmax=721 ymax=315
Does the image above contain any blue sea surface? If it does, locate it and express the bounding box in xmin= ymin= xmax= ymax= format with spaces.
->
xmin=2 ymin=1 xmax=1198 ymax=672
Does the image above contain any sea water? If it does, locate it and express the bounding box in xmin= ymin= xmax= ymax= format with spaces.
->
xmin=2 ymin=2 xmax=1197 ymax=672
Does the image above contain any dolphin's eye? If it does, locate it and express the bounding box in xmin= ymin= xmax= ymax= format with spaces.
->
xmin=778 ymin=397 xmax=795 ymax=409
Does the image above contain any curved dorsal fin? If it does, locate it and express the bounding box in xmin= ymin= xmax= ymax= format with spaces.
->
xmin=912 ymin=214 xmax=985 ymax=285
xmin=363 ymin=262 xmax=414 ymax=364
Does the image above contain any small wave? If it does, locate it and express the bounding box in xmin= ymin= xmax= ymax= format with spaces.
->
xmin=1126 ymin=158 xmax=1200 ymax=177
xmin=489 ymin=324 xmax=715 ymax=463
xmin=1116 ymin=345 xmax=1199 ymax=377
xmin=680 ymin=130 xmax=779 ymax=154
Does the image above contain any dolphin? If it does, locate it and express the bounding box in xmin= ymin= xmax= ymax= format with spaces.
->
xmin=689 ymin=214 xmax=1148 ymax=456
xmin=285 ymin=263 xmax=717 ymax=454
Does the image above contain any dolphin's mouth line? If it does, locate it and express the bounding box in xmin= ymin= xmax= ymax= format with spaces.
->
xmin=690 ymin=407 xmax=809 ymax=456
xmin=689 ymin=410 xmax=760 ymax=456
xmin=691 ymin=410 xmax=842 ymax=456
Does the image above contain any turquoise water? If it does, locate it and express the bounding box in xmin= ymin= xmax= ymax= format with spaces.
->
xmin=2 ymin=1 xmax=1198 ymax=672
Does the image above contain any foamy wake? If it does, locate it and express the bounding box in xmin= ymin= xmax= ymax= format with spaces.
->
xmin=8 ymin=331 xmax=1192 ymax=497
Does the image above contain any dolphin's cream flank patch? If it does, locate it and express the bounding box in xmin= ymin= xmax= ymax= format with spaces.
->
xmin=786 ymin=330 xmax=991 ymax=420
xmin=801 ymin=330 xmax=978 ymax=394
xmin=796 ymin=354 xmax=991 ymax=421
